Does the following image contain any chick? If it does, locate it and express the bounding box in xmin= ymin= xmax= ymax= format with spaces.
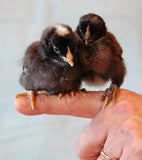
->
xmin=75 ymin=13 xmax=126 ymax=107
xmin=16 ymin=24 xmax=82 ymax=109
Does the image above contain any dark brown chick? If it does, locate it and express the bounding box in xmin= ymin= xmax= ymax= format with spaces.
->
xmin=16 ymin=24 xmax=82 ymax=109
xmin=75 ymin=13 xmax=126 ymax=107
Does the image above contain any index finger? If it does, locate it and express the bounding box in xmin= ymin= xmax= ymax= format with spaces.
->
xmin=14 ymin=91 xmax=104 ymax=118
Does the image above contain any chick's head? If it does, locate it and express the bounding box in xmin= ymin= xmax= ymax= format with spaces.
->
xmin=41 ymin=24 xmax=76 ymax=67
xmin=76 ymin=13 xmax=107 ymax=45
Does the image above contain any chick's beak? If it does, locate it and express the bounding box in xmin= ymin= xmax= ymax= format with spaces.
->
xmin=85 ymin=26 xmax=90 ymax=45
xmin=85 ymin=39 xmax=89 ymax=45
xmin=61 ymin=47 xmax=74 ymax=67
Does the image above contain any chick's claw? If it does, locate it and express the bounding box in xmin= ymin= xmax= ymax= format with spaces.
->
xmin=71 ymin=88 xmax=87 ymax=95
xmin=37 ymin=90 xmax=49 ymax=96
xmin=70 ymin=88 xmax=87 ymax=97
xmin=102 ymin=84 xmax=118 ymax=108
xmin=58 ymin=93 xmax=64 ymax=100
xmin=71 ymin=91 xmax=76 ymax=97
xmin=78 ymin=88 xmax=87 ymax=94
xmin=28 ymin=90 xmax=35 ymax=110
xmin=15 ymin=92 xmax=30 ymax=98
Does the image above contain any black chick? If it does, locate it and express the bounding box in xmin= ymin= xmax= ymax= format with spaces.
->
xmin=75 ymin=13 xmax=126 ymax=107
xmin=16 ymin=24 xmax=82 ymax=109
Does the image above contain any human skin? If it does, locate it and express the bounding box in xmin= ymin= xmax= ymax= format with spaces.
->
xmin=14 ymin=89 xmax=142 ymax=160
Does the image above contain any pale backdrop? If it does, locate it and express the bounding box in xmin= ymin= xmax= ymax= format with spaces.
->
xmin=0 ymin=0 xmax=142 ymax=159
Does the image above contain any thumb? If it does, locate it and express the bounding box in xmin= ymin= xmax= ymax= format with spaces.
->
xmin=14 ymin=91 xmax=104 ymax=118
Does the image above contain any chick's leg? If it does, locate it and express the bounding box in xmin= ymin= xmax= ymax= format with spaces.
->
xmin=101 ymin=83 xmax=118 ymax=108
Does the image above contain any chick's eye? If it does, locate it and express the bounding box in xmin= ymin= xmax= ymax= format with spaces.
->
xmin=53 ymin=46 xmax=60 ymax=54
xmin=47 ymin=40 xmax=51 ymax=46
xmin=79 ymin=25 xmax=82 ymax=32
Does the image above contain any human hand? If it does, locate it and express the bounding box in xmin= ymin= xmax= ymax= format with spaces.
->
xmin=14 ymin=89 xmax=142 ymax=160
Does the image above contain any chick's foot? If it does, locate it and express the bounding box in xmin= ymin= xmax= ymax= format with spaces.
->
xmin=16 ymin=90 xmax=49 ymax=110
xmin=15 ymin=90 xmax=35 ymax=110
xmin=70 ymin=88 xmax=87 ymax=97
xmin=101 ymin=83 xmax=118 ymax=108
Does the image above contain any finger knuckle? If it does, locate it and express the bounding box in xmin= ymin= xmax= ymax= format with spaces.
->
xmin=112 ymin=100 xmax=134 ymax=115
xmin=73 ymin=142 xmax=87 ymax=160
xmin=120 ymin=118 xmax=139 ymax=136
xmin=74 ymin=139 xmax=97 ymax=160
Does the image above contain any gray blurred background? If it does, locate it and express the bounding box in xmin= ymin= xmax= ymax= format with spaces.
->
xmin=0 ymin=0 xmax=142 ymax=159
